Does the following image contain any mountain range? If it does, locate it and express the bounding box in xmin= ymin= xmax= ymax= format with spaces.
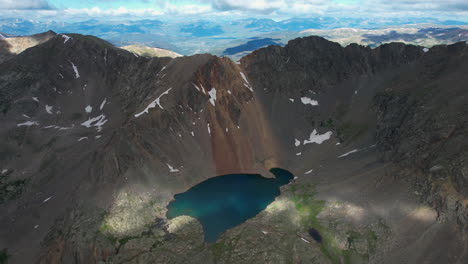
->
xmin=0 ymin=31 xmax=467 ymax=264
xmin=1 ymin=17 xmax=467 ymax=57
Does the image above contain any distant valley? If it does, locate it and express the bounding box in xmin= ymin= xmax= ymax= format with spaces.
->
xmin=1 ymin=17 xmax=467 ymax=60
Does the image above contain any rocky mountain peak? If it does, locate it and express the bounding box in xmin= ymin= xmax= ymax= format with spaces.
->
xmin=0 ymin=33 xmax=467 ymax=264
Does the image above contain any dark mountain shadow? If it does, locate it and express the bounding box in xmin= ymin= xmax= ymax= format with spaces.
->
xmin=0 ymin=36 xmax=13 ymax=64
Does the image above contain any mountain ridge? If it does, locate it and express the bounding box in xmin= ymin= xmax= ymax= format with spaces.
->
xmin=0 ymin=33 xmax=466 ymax=263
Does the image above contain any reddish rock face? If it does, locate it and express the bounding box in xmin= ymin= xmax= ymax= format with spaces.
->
xmin=189 ymin=57 xmax=280 ymax=176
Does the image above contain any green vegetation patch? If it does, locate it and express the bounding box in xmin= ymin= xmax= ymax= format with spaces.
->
xmin=0 ymin=248 xmax=9 ymax=264
xmin=0 ymin=179 xmax=27 ymax=204
xmin=289 ymin=184 xmax=379 ymax=264
xmin=210 ymin=234 xmax=239 ymax=261
xmin=337 ymin=122 xmax=369 ymax=143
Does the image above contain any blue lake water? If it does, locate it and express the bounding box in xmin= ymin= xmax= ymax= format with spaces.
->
xmin=166 ymin=168 xmax=294 ymax=242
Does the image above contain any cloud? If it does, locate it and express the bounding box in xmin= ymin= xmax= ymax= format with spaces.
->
xmin=199 ymin=0 xmax=331 ymax=14
xmin=200 ymin=0 xmax=468 ymax=15
xmin=63 ymin=7 xmax=164 ymax=17
xmin=210 ymin=0 xmax=284 ymax=12
xmin=0 ymin=0 xmax=52 ymax=9
xmin=155 ymin=1 xmax=213 ymax=15
xmin=0 ymin=0 xmax=467 ymax=21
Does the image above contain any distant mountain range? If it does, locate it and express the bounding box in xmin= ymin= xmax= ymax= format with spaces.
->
xmin=1 ymin=17 xmax=467 ymax=57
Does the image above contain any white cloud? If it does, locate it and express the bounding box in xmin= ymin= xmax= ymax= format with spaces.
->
xmin=159 ymin=3 xmax=213 ymax=15
xmin=63 ymin=7 xmax=164 ymax=17
xmin=201 ymin=0 xmax=468 ymax=16
xmin=0 ymin=0 xmax=467 ymax=20
xmin=0 ymin=0 xmax=51 ymax=9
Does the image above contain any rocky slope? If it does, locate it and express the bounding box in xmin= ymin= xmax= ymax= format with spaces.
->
xmin=120 ymin=45 xmax=182 ymax=58
xmin=0 ymin=30 xmax=56 ymax=64
xmin=0 ymin=33 xmax=466 ymax=264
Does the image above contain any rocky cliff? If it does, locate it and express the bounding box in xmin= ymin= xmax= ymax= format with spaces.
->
xmin=0 ymin=33 xmax=467 ymax=264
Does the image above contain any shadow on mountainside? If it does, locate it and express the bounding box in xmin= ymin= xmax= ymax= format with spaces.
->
xmin=0 ymin=37 xmax=13 ymax=64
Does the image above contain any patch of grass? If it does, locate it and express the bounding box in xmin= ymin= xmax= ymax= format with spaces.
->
xmin=290 ymin=185 xmax=325 ymax=227
xmin=0 ymin=248 xmax=9 ymax=264
xmin=118 ymin=236 xmax=139 ymax=247
xmin=322 ymin=118 xmax=335 ymax=129
xmin=100 ymin=223 xmax=112 ymax=233
xmin=0 ymin=179 xmax=27 ymax=204
xmin=210 ymin=234 xmax=241 ymax=261
xmin=337 ymin=122 xmax=369 ymax=143
xmin=211 ymin=240 xmax=232 ymax=258
xmin=289 ymin=184 xmax=379 ymax=264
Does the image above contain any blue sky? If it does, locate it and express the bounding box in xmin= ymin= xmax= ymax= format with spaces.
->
xmin=0 ymin=0 xmax=467 ymax=22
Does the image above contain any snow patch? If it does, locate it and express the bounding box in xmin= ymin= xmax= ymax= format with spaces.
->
xmin=134 ymin=88 xmax=173 ymax=117
xmin=208 ymin=87 xmax=217 ymax=106
xmin=17 ymin=121 xmax=39 ymax=127
xmin=70 ymin=62 xmax=80 ymax=78
xmin=207 ymin=123 xmax=211 ymax=135
xmin=303 ymin=129 xmax=332 ymax=145
xmin=296 ymin=152 xmax=302 ymax=156
xmin=43 ymin=196 xmax=52 ymax=203
xmin=423 ymin=47 xmax=429 ymax=53
xmin=289 ymin=98 xmax=295 ymax=102
xmin=45 ymin=105 xmax=53 ymax=114
xmin=1 ymin=169 xmax=7 ymax=174
xmin=199 ymin=83 xmax=207 ymax=94
xmin=43 ymin=125 xmax=74 ymax=130
xmin=338 ymin=149 xmax=359 ymax=158
xmin=295 ymin=138 xmax=301 ymax=147
xmin=304 ymin=169 xmax=313 ymax=175
xmin=32 ymin=97 xmax=39 ymax=102
xmin=85 ymin=105 xmax=92 ymax=113
xmin=300 ymin=97 xmax=318 ymax=106
xmin=430 ymin=165 xmax=443 ymax=172
xmin=240 ymin=72 xmax=254 ymax=92
xmin=301 ymin=238 xmax=310 ymax=244
xmin=227 ymin=90 xmax=232 ymax=94
xmin=61 ymin=34 xmax=71 ymax=43
xmin=100 ymin=98 xmax=107 ymax=110
xmin=78 ymin=137 xmax=88 ymax=142
xmin=240 ymin=72 xmax=249 ymax=84
xmin=22 ymin=114 xmax=30 ymax=118
xmin=81 ymin=114 xmax=108 ymax=132
xmin=158 ymin=66 xmax=167 ymax=75
xmin=190 ymin=131 xmax=194 ymax=137
xmin=167 ymin=164 xmax=179 ymax=173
